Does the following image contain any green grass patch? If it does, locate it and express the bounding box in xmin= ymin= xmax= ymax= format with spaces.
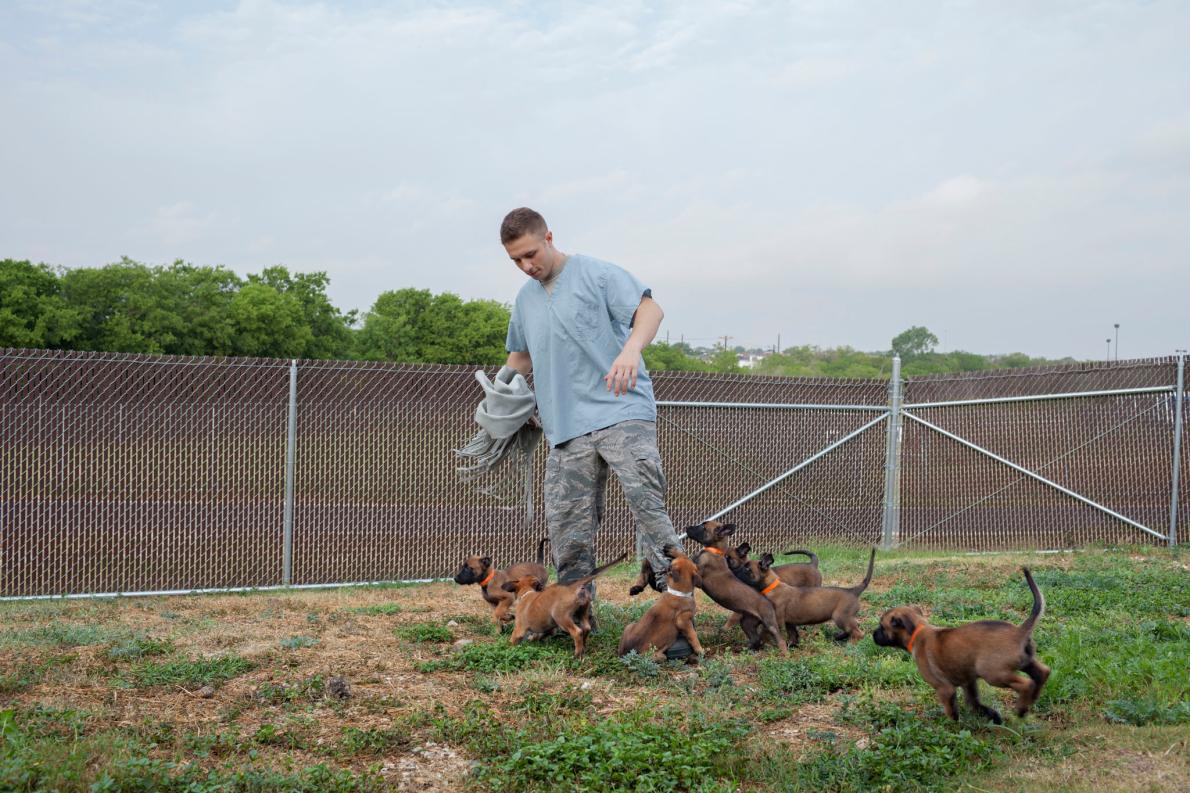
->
xmin=125 ymin=655 xmax=254 ymax=688
xmin=280 ymin=635 xmax=319 ymax=650
xmin=345 ymin=602 xmax=401 ymax=616
xmin=107 ymin=636 xmax=174 ymax=661
xmin=0 ymin=622 xmax=124 ymax=648
xmin=395 ymin=622 xmax=453 ymax=643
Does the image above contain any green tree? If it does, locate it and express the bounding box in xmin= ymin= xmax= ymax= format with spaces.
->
xmin=228 ymin=282 xmax=313 ymax=358
xmin=250 ymin=266 xmax=355 ymax=359
xmin=354 ymin=288 xmax=509 ymax=364
xmin=709 ymin=348 xmax=741 ymax=374
xmin=0 ymin=259 xmax=81 ymax=348
xmin=642 ymin=342 xmax=709 ymax=372
xmin=891 ymin=326 xmax=939 ymax=359
xmin=59 ymin=258 xmax=186 ymax=353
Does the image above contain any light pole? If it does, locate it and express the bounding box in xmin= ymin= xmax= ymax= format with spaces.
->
xmin=1106 ymin=338 xmax=1111 ymax=361
xmin=1114 ymin=323 xmax=1120 ymax=361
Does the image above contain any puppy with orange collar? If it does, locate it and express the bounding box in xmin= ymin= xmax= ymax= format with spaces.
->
xmin=503 ymin=552 xmax=628 ymax=657
xmin=732 ymin=548 xmax=875 ymax=646
xmin=453 ymin=539 xmax=548 ymax=629
xmin=619 ymin=547 xmax=705 ymax=662
xmin=873 ymin=568 xmax=1050 ymax=724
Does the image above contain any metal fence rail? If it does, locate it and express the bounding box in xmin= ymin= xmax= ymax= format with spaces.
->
xmin=1 ymin=348 xmax=1185 ymax=598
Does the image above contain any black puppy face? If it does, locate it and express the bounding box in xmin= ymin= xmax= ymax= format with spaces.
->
xmin=684 ymin=520 xmax=736 ymax=546
xmin=873 ymin=607 xmax=921 ymax=649
xmin=453 ymin=556 xmax=491 ymax=585
xmin=733 ymin=559 xmax=766 ymax=588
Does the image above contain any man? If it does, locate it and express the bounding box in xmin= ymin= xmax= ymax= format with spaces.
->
xmin=500 ymin=207 xmax=684 ymax=612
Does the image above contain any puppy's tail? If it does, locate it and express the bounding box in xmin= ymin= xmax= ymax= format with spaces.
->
xmin=536 ymin=537 xmax=550 ymax=566
xmin=781 ymin=549 xmax=819 ymax=568
xmin=847 ymin=548 xmax=877 ymax=596
xmin=1018 ymin=567 xmax=1045 ymax=636
xmin=569 ymin=552 xmax=630 ymax=590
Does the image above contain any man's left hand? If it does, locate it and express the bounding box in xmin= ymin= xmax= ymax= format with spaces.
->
xmin=604 ymin=350 xmax=640 ymax=396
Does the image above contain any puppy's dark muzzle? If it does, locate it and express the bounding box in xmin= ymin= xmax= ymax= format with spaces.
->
xmin=454 ymin=568 xmax=477 ymax=585
xmin=684 ymin=524 xmax=709 ymax=543
xmin=872 ymin=627 xmax=896 ymax=647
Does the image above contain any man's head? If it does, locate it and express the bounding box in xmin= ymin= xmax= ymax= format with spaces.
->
xmin=501 ymin=207 xmax=563 ymax=281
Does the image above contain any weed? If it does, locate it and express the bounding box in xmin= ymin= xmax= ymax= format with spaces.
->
xmin=394 ymin=622 xmax=453 ymax=643
xmin=345 ymin=603 xmax=401 ymax=616
xmin=125 ymin=655 xmax=254 ymax=688
xmin=256 ymin=674 xmax=327 ymax=705
xmin=107 ymin=636 xmax=174 ymax=660
xmin=618 ymin=649 xmax=660 ymax=678
xmin=337 ymin=725 xmax=412 ymax=756
xmin=280 ymin=635 xmax=319 ymax=649
xmin=0 ymin=622 xmax=122 ymax=648
xmin=1103 ymin=697 xmax=1190 ymax=726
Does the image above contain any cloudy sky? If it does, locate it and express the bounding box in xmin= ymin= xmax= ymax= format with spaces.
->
xmin=3 ymin=1 xmax=1187 ymax=359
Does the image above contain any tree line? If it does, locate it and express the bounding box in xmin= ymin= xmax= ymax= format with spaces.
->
xmin=1 ymin=258 xmax=1069 ymax=375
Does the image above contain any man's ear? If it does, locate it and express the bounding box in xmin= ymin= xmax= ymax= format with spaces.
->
xmin=480 ymin=557 xmax=492 ymax=569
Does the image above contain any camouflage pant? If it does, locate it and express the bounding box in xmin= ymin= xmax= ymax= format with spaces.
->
xmin=545 ymin=419 xmax=681 ymax=593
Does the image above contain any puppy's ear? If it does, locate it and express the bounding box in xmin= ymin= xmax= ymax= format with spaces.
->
xmin=737 ymin=542 xmax=751 ymax=557
xmin=500 ymin=581 xmax=517 ymax=593
xmin=760 ymin=552 xmax=774 ymax=569
xmin=890 ymin=616 xmax=905 ymax=630
xmin=720 ymin=523 xmax=736 ymax=536
xmin=533 ymin=580 xmax=544 ymax=592
xmin=692 ymin=573 xmax=703 ymax=589
xmin=480 ymin=557 xmax=492 ymax=569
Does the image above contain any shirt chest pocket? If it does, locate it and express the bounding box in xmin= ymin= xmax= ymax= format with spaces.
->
xmin=565 ymin=296 xmax=606 ymax=341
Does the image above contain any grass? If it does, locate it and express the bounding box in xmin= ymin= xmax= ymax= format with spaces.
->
xmin=0 ymin=544 xmax=1185 ymax=791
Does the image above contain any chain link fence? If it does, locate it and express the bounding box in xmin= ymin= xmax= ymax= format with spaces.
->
xmin=1 ymin=348 xmax=1185 ymax=597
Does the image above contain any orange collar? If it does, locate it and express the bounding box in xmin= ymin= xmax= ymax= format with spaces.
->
xmin=906 ymin=623 xmax=926 ymax=653
xmin=703 ymin=547 xmax=724 ymax=556
xmin=759 ymin=578 xmax=781 ymax=597
xmin=478 ymin=569 xmax=496 ymax=587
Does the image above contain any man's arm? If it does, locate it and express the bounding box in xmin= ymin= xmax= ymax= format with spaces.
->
xmin=605 ymin=296 xmax=663 ymax=397
xmin=506 ymin=350 xmax=532 ymax=376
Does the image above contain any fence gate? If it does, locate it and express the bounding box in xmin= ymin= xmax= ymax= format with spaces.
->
xmin=891 ymin=356 xmax=1186 ymax=550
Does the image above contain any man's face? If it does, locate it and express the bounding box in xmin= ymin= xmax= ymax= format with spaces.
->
xmin=504 ymin=231 xmax=560 ymax=281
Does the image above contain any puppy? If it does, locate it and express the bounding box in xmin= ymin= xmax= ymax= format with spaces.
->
xmin=722 ymin=543 xmax=822 ymax=631
xmin=503 ymin=552 xmax=628 ymax=657
xmin=873 ymin=568 xmax=1050 ymax=724
xmin=453 ymin=538 xmax=548 ymax=629
xmin=619 ymin=548 xmax=705 ymax=662
xmin=734 ymin=542 xmax=822 ymax=588
xmin=733 ymin=548 xmax=876 ymax=646
xmin=683 ymin=520 xmax=786 ymax=654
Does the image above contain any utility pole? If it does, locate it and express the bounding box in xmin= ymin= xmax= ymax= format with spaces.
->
xmin=721 ymin=335 xmax=732 ymax=351
xmin=777 ymin=333 xmax=781 ymax=355
xmin=1106 ymin=338 xmax=1111 ymax=361
xmin=1114 ymin=323 xmax=1119 ymax=361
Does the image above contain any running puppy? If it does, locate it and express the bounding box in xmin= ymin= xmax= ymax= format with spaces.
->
xmin=733 ymin=548 xmax=876 ymax=646
xmin=873 ymin=568 xmax=1050 ymax=724
xmin=453 ymin=538 xmax=548 ymax=629
xmin=503 ymin=552 xmax=628 ymax=657
xmin=619 ymin=548 xmax=704 ymax=662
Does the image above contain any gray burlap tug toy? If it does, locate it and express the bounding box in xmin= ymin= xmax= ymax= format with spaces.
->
xmin=453 ymin=366 xmax=543 ymax=532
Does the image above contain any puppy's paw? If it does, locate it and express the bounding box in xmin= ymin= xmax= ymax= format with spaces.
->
xmin=628 ymin=585 xmax=645 ymax=596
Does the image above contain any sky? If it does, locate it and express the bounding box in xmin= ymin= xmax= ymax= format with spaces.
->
xmin=2 ymin=0 xmax=1188 ymax=360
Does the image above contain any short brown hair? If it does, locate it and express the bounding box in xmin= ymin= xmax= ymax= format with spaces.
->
xmin=500 ymin=207 xmax=548 ymax=244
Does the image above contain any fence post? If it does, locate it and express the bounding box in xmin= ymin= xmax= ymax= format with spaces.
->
xmin=283 ymin=359 xmax=298 ymax=585
xmin=1170 ymin=351 xmax=1186 ymax=547
xmin=881 ymin=356 xmax=903 ymax=549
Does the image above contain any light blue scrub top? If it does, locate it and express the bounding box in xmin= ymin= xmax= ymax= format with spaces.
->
xmin=506 ymin=254 xmax=656 ymax=448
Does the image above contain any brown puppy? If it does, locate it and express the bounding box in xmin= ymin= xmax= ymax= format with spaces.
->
xmin=502 ymin=552 xmax=628 ymax=657
xmin=683 ymin=520 xmax=787 ymax=654
xmin=873 ymin=568 xmax=1050 ymax=724
xmin=734 ymin=542 xmax=822 ymax=588
xmin=453 ymin=538 xmax=548 ymax=630
xmin=722 ymin=543 xmax=823 ymax=631
xmin=619 ymin=549 xmax=705 ymax=662
xmin=733 ymin=548 xmax=876 ymax=646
